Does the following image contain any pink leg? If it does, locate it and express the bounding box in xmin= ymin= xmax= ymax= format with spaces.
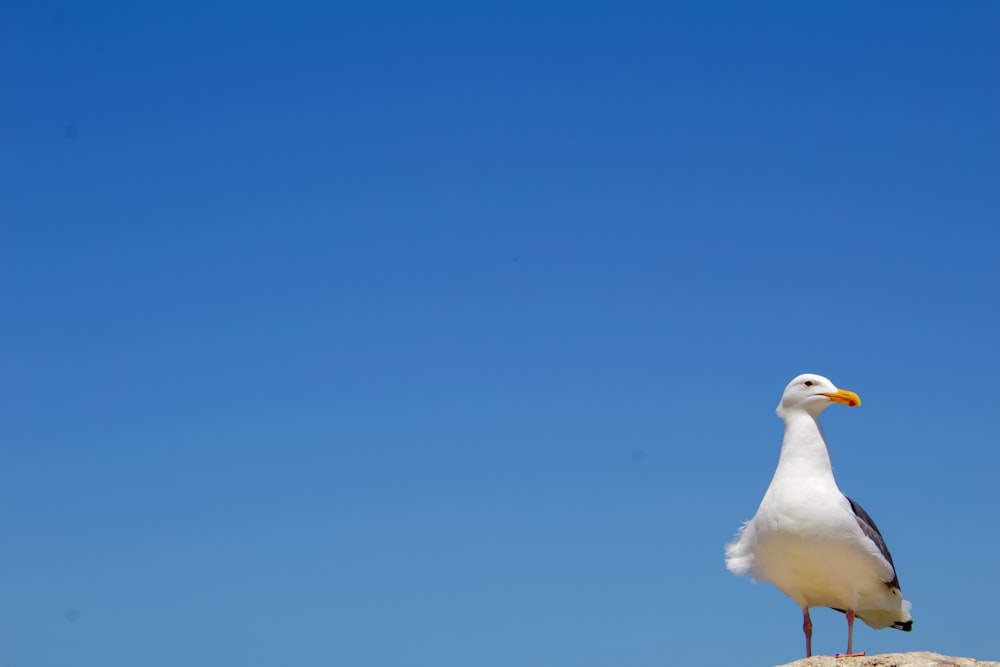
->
xmin=847 ymin=609 xmax=854 ymax=656
xmin=835 ymin=609 xmax=866 ymax=658
xmin=802 ymin=608 xmax=813 ymax=658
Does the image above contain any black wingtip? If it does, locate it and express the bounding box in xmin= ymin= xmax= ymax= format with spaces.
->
xmin=893 ymin=620 xmax=913 ymax=632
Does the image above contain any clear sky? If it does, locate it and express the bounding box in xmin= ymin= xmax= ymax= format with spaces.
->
xmin=3 ymin=2 xmax=999 ymax=665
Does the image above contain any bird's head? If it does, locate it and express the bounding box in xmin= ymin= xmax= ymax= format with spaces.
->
xmin=776 ymin=373 xmax=861 ymax=419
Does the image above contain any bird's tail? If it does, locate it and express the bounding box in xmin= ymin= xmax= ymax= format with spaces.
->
xmin=858 ymin=599 xmax=913 ymax=631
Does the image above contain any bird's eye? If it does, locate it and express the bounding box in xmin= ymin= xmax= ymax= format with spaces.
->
xmin=804 ymin=380 xmax=814 ymax=387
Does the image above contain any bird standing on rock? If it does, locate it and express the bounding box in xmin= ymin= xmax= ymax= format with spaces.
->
xmin=726 ymin=373 xmax=912 ymax=658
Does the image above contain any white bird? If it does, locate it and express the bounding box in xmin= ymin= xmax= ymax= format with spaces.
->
xmin=725 ymin=373 xmax=912 ymax=658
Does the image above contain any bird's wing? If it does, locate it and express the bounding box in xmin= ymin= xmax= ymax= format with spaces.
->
xmin=845 ymin=495 xmax=900 ymax=589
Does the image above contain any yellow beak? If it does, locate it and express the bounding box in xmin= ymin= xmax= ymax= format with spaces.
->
xmin=823 ymin=389 xmax=861 ymax=407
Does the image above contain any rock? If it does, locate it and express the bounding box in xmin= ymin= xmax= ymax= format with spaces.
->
xmin=775 ymin=652 xmax=1000 ymax=667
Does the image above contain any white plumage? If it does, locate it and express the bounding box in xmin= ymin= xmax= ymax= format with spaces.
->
xmin=726 ymin=373 xmax=912 ymax=657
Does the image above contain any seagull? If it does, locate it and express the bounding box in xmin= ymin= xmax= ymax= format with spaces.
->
xmin=725 ymin=373 xmax=912 ymax=658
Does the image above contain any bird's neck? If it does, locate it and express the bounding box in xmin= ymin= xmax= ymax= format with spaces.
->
xmin=774 ymin=410 xmax=835 ymax=479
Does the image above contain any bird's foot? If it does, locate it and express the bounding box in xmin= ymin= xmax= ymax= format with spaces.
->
xmin=834 ymin=653 xmax=866 ymax=658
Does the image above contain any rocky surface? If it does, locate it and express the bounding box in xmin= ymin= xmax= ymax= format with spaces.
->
xmin=776 ymin=652 xmax=1000 ymax=667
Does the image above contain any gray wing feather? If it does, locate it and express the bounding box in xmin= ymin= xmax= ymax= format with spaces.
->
xmin=845 ymin=495 xmax=901 ymax=590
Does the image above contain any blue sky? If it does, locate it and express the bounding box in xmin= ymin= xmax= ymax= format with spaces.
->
xmin=2 ymin=2 xmax=999 ymax=665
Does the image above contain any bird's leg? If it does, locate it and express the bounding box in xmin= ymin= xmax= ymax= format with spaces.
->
xmin=834 ymin=609 xmax=866 ymax=658
xmin=847 ymin=609 xmax=855 ymax=656
xmin=802 ymin=608 xmax=813 ymax=658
